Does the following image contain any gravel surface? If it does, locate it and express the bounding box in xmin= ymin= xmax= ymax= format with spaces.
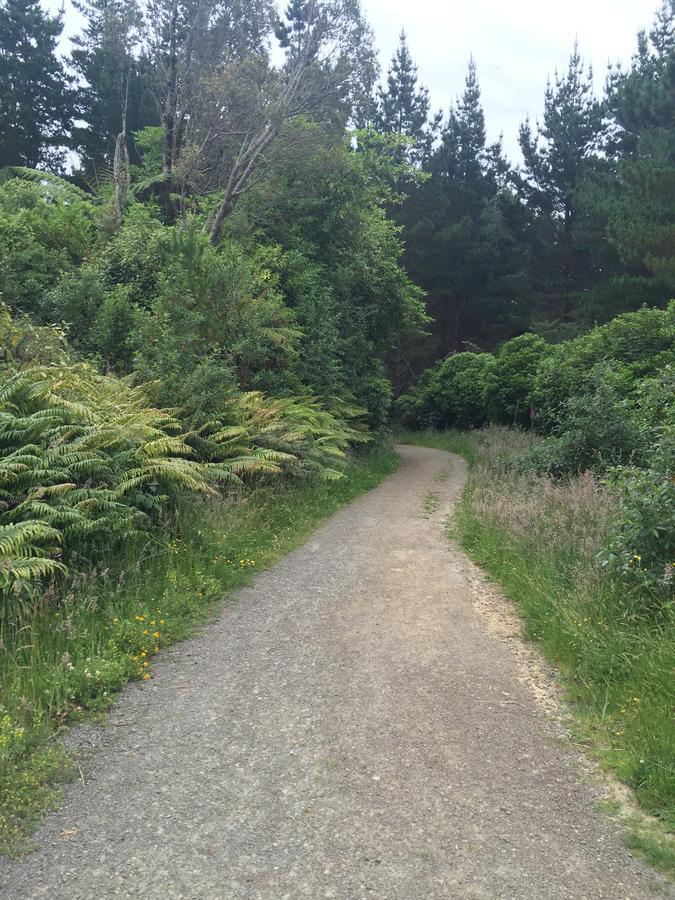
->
xmin=1 ymin=445 xmax=669 ymax=899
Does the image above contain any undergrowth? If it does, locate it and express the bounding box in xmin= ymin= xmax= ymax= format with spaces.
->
xmin=398 ymin=427 xmax=674 ymax=875
xmin=0 ymin=445 xmax=398 ymax=856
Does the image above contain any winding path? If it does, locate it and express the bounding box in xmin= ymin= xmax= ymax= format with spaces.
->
xmin=0 ymin=446 xmax=667 ymax=899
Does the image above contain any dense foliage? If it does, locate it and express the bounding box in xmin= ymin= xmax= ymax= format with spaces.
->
xmin=399 ymin=303 xmax=675 ymax=600
xmin=0 ymin=0 xmax=673 ymax=853
xmin=372 ymin=5 xmax=674 ymax=379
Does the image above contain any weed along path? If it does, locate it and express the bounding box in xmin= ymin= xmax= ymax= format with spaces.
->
xmin=0 ymin=446 xmax=668 ymax=900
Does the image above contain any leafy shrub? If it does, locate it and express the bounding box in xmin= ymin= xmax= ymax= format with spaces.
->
xmin=397 ymin=351 xmax=495 ymax=429
xmin=0 ymin=303 xmax=68 ymax=367
xmin=192 ymin=391 xmax=368 ymax=481
xmin=601 ymin=449 xmax=675 ymax=607
xmin=485 ymin=333 xmax=549 ymax=425
xmin=94 ymin=203 xmax=166 ymax=308
xmin=532 ymin=303 xmax=675 ymax=431
xmin=0 ymin=176 xmax=94 ymax=317
xmin=600 ymin=383 xmax=675 ymax=605
xmin=46 ymin=272 xmax=139 ymax=371
xmin=0 ymin=365 xmax=217 ymax=600
xmin=522 ymin=367 xmax=647 ymax=476
xmin=0 ymin=299 xmax=370 ymax=602
xmin=133 ymin=226 xmax=299 ymax=421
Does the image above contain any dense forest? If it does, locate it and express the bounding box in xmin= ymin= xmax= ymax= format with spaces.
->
xmin=0 ymin=0 xmax=673 ymax=858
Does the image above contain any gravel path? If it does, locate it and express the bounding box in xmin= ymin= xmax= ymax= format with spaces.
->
xmin=0 ymin=445 xmax=669 ymax=899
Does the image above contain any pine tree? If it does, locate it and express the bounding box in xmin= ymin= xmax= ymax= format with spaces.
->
xmin=401 ymin=59 xmax=526 ymax=361
xmin=519 ymin=43 xmax=602 ymax=231
xmin=603 ymin=1 xmax=675 ymax=293
xmin=0 ymin=0 xmax=74 ymax=169
xmin=434 ymin=57 xmax=507 ymax=215
xmin=518 ymin=43 xmax=603 ymax=320
xmin=376 ymin=30 xmax=438 ymax=163
xmin=70 ymin=0 xmax=158 ymax=175
xmin=605 ymin=0 xmax=674 ymax=157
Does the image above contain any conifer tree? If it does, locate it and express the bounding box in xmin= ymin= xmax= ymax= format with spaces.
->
xmin=603 ymin=1 xmax=675 ymax=293
xmin=376 ymin=30 xmax=439 ymax=163
xmin=70 ymin=0 xmax=158 ymax=176
xmin=434 ymin=57 xmax=508 ymax=214
xmin=519 ymin=43 xmax=602 ymax=232
xmin=605 ymin=0 xmax=674 ymax=157
xmin=518 ymin=43 xmax=603 ymax=319
xmin=0 ymin=0 xmax=75 ymax=169
xmin=402 ymin=59 xmax=525 ymax=362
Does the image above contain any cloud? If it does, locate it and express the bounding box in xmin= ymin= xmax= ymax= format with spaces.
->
xmin=363 ymin=0 xmax=660 ymax=160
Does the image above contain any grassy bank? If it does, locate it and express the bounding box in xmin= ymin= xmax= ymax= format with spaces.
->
xmin=0 ymin=446 xmax=398 ymax=856
xmin=398 ymin=427 xmax=674 ymax=871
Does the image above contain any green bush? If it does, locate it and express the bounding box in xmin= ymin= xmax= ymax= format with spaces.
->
xmin=0 ymin=364 xmax=217 ymax=600
xmin=532 ymin=303 xmax=675 ymax=431
xmin=397 ymin=351 xmax=495 ymax=429
xmin=133 ymin=226 xmax=299 ymax=421
xmin=485 ymin=333 xmax=549 ymax=425
xmin=0 ymin=303 xmax=68 ymax=367
xmin=600 ymin=385 xmax=675 ymax=606
xmin=522 ymin=367 xmax=647 ymax=476
xmin=0 ymin=177 xmax=94 ymax=317
xmin=0 ymin=302 xmax=370 ymax=603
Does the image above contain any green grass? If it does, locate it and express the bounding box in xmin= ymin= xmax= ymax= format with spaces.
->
xmin=397 ymin=427 xmax=674 ymax=876
xmin=394 ymin=427 xmax=482 ymax=467
xmin=0 ymin=445 xmax=398 ymax=856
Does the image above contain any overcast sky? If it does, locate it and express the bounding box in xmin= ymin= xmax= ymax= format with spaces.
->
xmin=51 ymin=0 xmax=661 ymax=162
xmin=363 ymin=0 xmax=660 ymax=160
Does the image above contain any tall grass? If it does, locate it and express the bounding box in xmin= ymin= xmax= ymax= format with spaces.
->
xmin=0 ymin=446 xmax=398 ymax=856
xmin=398 ymin=428 xmax=674 ymax=852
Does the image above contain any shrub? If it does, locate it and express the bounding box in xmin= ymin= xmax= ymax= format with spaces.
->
xmin=133 ymin=226 xmax=299 ymax=421
xmin=485 ymin=333 xmax=549 ymax=426
xmin=0 ymin=303 xmax=68 ymax=367
xmin=521 ymin=366 xmax=647 ymax=476
xmin=532 ymin=303 xmax=675 ymax=431
xmin=0 ymin=177 xmax=94 ymax=317
xmin=0 ymin=365 xmax=218 ymax=600
xmin=397 ymin=351 xmax=495 ymax=429
xmin=600 ymin=393 xmax=675 ymax=606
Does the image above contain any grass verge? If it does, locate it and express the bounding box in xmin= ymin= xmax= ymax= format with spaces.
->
xmin=0 ymin=445 xmax=398 ymax=857
xmin=397 ymin=427 xmax=674 ymax=876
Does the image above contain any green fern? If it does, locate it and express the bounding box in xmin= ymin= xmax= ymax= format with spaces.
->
xmin=0 ymin=310 xmax=368 ymax=601
xmin=1 ymin=166 xmax=95 ymax=202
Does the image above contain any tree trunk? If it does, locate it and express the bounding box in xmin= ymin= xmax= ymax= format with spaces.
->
xmin=113 ymin=78 xmax=131 ymax=226
xmin=162 ymin=0 xmax=179 ymax=177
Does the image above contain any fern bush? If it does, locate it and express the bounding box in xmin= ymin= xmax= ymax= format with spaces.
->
xmin=0 ymin=318 xmax=367 ymax=600
xmin=193 ymin=392 xmax=368 ymax=482
xmin=0 ymin=365 xmax=216 ymax=600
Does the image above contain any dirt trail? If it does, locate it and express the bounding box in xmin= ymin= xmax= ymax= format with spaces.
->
xmin=0 ymin=445 xmax=668 ymax=899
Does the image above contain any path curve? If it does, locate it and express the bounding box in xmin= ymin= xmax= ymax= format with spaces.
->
xmin=0 ymin=446 xmax=667 ymax=899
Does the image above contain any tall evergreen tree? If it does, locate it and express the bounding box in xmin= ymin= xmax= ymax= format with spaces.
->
xmin=401 ymin=59 xmax=526 ymax=369
xmin=434 ymin=57 xmax=508 ymax=214
xmin=518 ymin=43 xmax=603 ymax=320
xmin=519 ymin=43 xmax=601 ymax=233
xmin=602 ymin=1 xmax=675 ymax=296
xmin=376 ymin=30 xmax=439 ymax=163
xmin=605 ymin=0 xmax=674 ymax=158
xmin=0 ymin=0 xmax=74 ymax=169
xmin=70 ymin=0 xmax=158 ymax=176
xmin=554 ymin=3 xmax=675 ymax=329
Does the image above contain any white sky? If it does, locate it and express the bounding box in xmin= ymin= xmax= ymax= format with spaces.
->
xmin=51 ymin=0 xmax=661 ymax=162
xmin=363 ymin=0 xmax=661 ymax=160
